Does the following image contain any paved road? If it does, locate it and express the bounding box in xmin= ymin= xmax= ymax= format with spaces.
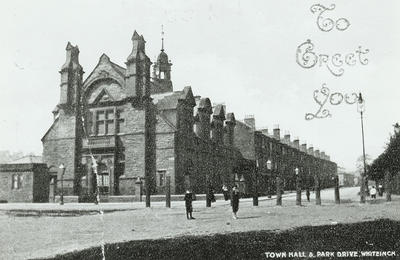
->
xmin=0 ymin=186 xmax=354 ymax=212
xmin=1 ymin=186 xmax=396 ymax=260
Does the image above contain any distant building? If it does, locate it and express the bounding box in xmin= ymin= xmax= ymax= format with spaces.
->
xmin=338 ymin=173 xmax=356 ymax=187
xmin=234 ymin=121 xmax=337 ymax=195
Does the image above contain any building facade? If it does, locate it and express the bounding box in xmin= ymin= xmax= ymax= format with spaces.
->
xmin=42 ymin=31 xmax=337 ymax=199
xmin=0 ymin=163 xmax=49 ymax=203
xmin=234 ymin=117 xmax=337 ymax=196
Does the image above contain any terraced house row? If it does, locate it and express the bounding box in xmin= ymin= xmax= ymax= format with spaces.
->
xmin=0 ymin=30 xmax=337 ymax=203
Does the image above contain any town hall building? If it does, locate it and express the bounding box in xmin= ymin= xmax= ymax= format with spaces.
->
xmin=40 ymin=30 xmax=337 ymax=200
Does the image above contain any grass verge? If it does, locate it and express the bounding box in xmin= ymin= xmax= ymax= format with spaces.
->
xmin=37 ymin=219 xmax=400 ymax=260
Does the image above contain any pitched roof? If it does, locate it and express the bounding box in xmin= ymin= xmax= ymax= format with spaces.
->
xmin=151 ymin=86 xmax=196 ymax=111
xmin=152 ymin=91 xmax=182 ymax=110
xmin=8 ymin=155 xmax=43 ymax=164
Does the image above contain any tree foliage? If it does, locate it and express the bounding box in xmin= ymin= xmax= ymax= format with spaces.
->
xmin=370 ymin=123 xmax=400 ymax=180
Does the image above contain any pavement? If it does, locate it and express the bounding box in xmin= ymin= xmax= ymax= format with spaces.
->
xmin=0 ymin=186 xmax=398 ymax=260
xmin=0 ymin=189 xmax=302 ymax=214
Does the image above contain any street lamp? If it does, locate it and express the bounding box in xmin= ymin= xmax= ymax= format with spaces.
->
xmin=91 ymin=156 xmax=99 ymax=205
xmin=59 ymin=163 xmax=65 ymax=205
xmin=253 ymin=159 xmax=259 ymax=206
xmin=295 ymin=167 xmax=301 ymax=206
xmin=266 ymin=159 xmax=272 ymax=198
xmin=358 ymin=93 xmax=367 ymax=204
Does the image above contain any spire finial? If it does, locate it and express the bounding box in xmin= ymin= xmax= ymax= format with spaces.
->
xmin=161 ymin=25 xmax=165 ymax=52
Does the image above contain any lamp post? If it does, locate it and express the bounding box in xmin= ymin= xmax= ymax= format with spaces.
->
xmin=315 ymin=162 xmax=322 ymax=205
xmin=295 ymin=167 xmax=301 ymax=206
xmin=276 ymin=160 xmax=282 ymax=206
xmin=253 ymin=160 xmax=259 ymax=206
xmin=266 ymin=159 xmax=272 ymax=198
xmin=358 ymin=93 xmax=366 ymax=204
xmin=91 ymin=157 xmax=99 ymax=205
xmin=59 ymin=163 xmax=65 ymax=205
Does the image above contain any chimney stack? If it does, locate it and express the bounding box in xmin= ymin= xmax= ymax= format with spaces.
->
xmin=300 ymin=143 xmax=307 ymax=152
xmin=293 ymin=137 xmax=300 ymax=150
xmin=243 ymin=115 xmax=255 ymax=130
xmin=307 ymin=145 xmax=314 ymax=155
xmin=273 ymin=124 xmax=280 ymax=140
xmin=224 ymin=113 xmax=236 ymax=147
xmin=283 ymin=131 xmax=290 ymax=144
xmin=259 ymin=128 xmax=269 ymax=136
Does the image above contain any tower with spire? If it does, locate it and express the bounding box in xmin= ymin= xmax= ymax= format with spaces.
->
xmin=151 ymin=25 xmax=173 ymax=94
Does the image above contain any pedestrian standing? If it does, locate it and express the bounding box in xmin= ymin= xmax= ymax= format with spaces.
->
xmin=378 ymin=184 xmax=383 ymax=197
xmin=306 ymin=188 xmax=310 ymax=202
xmin=231 ymin=185 xmax=240 ymax=219
xmin=184 ymin=190 xmax=195 ymax=219
xmin=370 ymin=186 xmax=377 ymax=200
xmin=222 ymin=184 xmax=229 ymax=201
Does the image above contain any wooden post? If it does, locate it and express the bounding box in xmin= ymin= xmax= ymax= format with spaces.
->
xmin=315 ymin=175 xmax=321 ymax=205
xmin=253 ymin=166 xmax=259 ymax=206
xmin=334 ymin=175 xmax=340 ymax=204
xmin=206 ymin=175 xmax=211 ymax=207
xmin=296 ymin=174 xmax=301 ymax=206
xmin=135 ymin=177 xmax=142 ymax=202
xmin=166 ymin=176 xmax=171 ymax=208
xmin=385 ymin=170 xmax=392 ymax=202
xmin=276 ymin=176 xmax=282 ymax=206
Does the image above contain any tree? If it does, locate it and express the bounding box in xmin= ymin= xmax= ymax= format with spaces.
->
xmin=355 ymin=154 xmax=372 ymax=176
xmin=370 ymin=123 xmax=400 ymax=201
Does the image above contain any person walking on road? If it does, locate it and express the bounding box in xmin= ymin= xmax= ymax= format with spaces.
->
xmin=231 ymin=185 xmax=240 ymax=219
xmin=222 ymin=184 xmax=229 ymax=201
xmin=184 ymin=190 xmax=195 ymax=220
xmin=306 ymin=188 xmax=310 ymax=202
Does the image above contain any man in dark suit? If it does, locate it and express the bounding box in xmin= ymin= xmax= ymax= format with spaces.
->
xmin=184 ymin=190 xmax=195 ymax=219
xmin=231 ymin=185 xmax=240 ymax=219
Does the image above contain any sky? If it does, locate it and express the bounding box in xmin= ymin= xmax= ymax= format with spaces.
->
xmin=0 ymin=0 xmax=399 ymax=171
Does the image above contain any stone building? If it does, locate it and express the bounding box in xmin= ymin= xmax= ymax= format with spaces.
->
xmin=0 ymin=162 xmax=49 ymax=203
xmin=234 ymin=116 xmax=337 ymax=196
xmin=41 ymin=30 xmax=336 ymax=199
xmin=42 ymin=31 xmax=248 ymax=197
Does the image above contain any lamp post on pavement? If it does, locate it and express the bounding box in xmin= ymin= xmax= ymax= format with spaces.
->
xmin=91 ymin=157 xmax=99 ymax=205
xmin=266 ymin=159 xmax=272 ymax=198
xmin=59 ymin=163 xmax=65 ymax=205
xmin=358 ymin=93 xmax=367 ymax=204
xmin=253 ymin=160 xmax=259 ymax=206
xmin=295 ymin=167 xmax=301 ymax=206
xmin=275 ymin=160 xmax=282 ymax=206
